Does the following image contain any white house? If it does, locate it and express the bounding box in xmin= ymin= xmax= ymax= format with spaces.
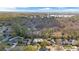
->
xmin=33 ymin=38 xmax=43 ymax=43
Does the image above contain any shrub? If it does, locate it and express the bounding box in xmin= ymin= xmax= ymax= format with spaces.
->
xmin=40 ymin=40 xmax=49 ymax=48
xmin=23 ymin=45 xmax=37 ymax=51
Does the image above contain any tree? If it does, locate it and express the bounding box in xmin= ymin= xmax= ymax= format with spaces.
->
xmin=12 ymin=23 xmax=28 ymax=38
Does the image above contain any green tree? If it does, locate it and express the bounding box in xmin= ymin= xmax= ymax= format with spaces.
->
xmin=12 ymin=23 xmax=28 ymax=38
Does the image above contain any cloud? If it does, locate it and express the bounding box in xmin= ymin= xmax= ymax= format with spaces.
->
xmin=0 ymin=0 xmax=79 ymax=7
xmin=39 ymin=8 xmax=51 ymax=10
xmin=37 ymin=8 xmax=52 ymax=12
xmin=0 ymin=7 xmax=16 ymax=11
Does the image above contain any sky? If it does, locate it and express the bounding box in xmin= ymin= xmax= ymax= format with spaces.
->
xmin=0 ymin=0 xmax=79 ymax=12
xmin=14 ymin=7 xmax=79 ymax=12
xmin=1 ymin=7 xmax=79 ymax=13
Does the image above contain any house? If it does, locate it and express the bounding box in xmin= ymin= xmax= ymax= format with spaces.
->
xmin=23 ymin=39 xmax=32 ymax=45
xmin=33 ymin=38 xmax=43 ymax=43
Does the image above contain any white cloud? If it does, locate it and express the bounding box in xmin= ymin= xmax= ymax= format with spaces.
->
xmin=37 ymin=8 xmax=52 ymax=12
xmin=39 ymin=8 xmax=51 ymax=10
xmin=0 ymin=0 xmax=79 ymax=7
xmin=0 ymin=7 xmax=16 ymax=11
